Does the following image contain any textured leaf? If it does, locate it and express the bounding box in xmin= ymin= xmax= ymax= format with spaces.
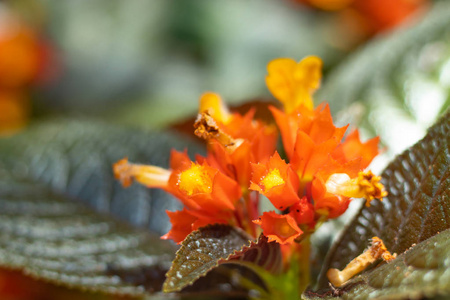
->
xmin=163 ymin=224 xmax=255 ymax=293
xmin=304 ymin=229 xmax=450 ymax=300
xmin=308 ymin=111 xmax=449 ymax=298
xmin=224 ymin=234 xmax=283 ymax=275
xmin=0 ymin=119 xmax=204 ymax=295
xmin=0 ymin=168 xmax=174 ymax=296
xmin=0 ymin=119 xmax=203 ymax=235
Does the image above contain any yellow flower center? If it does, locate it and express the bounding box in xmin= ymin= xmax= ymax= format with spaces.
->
xmin=178 ymin=163 xmax=213 ymax=196
xmin=325 ymin=171 xmax=387 ymax=206
xmin=261 ymin=168 xmax=285 ymax=191
xmin=277 ymin=221 xmax=294 ymax=237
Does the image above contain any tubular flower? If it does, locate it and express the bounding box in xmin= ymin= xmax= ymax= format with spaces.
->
xmin=195 ymin=93 xmax=277 ymax=187
xmin=266 ymin=56 xmax=322 ymax=113
xmin=113 ymin=157 xmax=171 ymax=189
xmin=114 ymin=55 xmax=387 ymax=248
xmin=325 ymin=171 xmax=387 ymax=206
xmin=114 ymin=150 xmax=242 ymax=242
xmin=249 ymin=151 xmax=301 ymax=210
xmin=290 ymin=104 xmax=348 ymax=184
xmin=253 ymin=212 xmax=303 ymax=244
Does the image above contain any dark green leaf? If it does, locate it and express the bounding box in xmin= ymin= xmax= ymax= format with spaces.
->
xmin=224 ymin=234 xmax=283 ymax=275
xmin=0 ymin=169 xmax=175 ymax=296
xmin=308 ymin=111 xmax=449 ymax=298
xmin=0 ymin=119 xmax=204 ymax=295
xmin=304 ymin=229 xmax=450 ymax=300
xmin=163 ymin=224 xmax=253 ymax=293
xmin=0 ymin=118 xmax=203 ymax=235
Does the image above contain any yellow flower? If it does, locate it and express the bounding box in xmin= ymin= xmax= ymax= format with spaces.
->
xmin=266 ymin=56 xmax=322 ymax=113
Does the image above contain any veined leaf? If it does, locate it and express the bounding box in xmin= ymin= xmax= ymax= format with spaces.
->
xmin=0 ymin=119 xmax=203 ymax=235
xmin=0 ymin=168 xmax=175 ymax=296
xmin=304 ymin=229 xmax=450 ymax=300
xmin=0 ymin=119 xmax=204 ymax=296
xmin=307 ymin=111 xmax=449 ymax=298
xmin=163 ymin=225 xmax=283 ymax=294
xmin=163 ymin=224 xmax=251 ymax=293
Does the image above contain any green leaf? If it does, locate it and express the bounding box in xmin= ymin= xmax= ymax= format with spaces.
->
xmin=225 ymin=233 xmax=283 ymax=275
xmin=304 ymin=229 xmax=450 ymax=300
xmin=0 ymin=167 xmax=175 ymax=297
xmin=0 ymin=119 xmax=205 ymax=296
xmin=0 ymin=118 xmax=203 ymax=236
xmin=163 ymin=224 xmax=252 ymax=293
xmin=307 ymin=111 xmax=449 ymax=298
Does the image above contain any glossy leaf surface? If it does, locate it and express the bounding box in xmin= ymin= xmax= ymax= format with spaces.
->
xmin=0 ymin=119 xmax=204 ymax=295
xmin=308 ymin=112 xmax=449 ymax=298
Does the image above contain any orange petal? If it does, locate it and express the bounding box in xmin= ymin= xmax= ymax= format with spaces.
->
xmin=161 ymin=209 xmax=198 ymax=244
xmin=253 ymin=211 xmax=303 ymax=244
xmin=311 ymin=176 xmax=351 ymax=219
xmin=332 ymin=129 xmax=380 ymax=169
xmin=289 ymin=197 xmax=315 ymax=226
xmin=169 ymin=149 xmax=191 ymax=170
xmin=250 ymin=152 xmax=300 ymax=210
xmin=269 ymin=106 xmax=298 ymax=159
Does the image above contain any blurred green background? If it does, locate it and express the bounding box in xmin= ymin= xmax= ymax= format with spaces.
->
xmin=0 ymin=0 xmax=449 ymax=298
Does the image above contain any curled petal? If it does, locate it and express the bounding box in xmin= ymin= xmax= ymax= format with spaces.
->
xmin=253 ymin=212 xmax=303 ymax=244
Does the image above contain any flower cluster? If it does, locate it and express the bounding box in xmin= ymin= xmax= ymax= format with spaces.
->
xmin=114 ymin=56 xmax=386 ymax=245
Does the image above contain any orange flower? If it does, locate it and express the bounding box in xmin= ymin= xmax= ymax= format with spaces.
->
xmin=250 ymin=152 xmax=300 ymax=210
xmin=332 ymin=129 xmax=380 ymax=169
xmin=162 ymin=208 xmax=230 ymax=244
xmin=324 ymin=170 xmax=387 ymax=206
xmin=289 ymin=197 xmax=315 ymax=226
xmin=290 ymin=104 xmax=348 ymax=184
xmin=312 ymin=176 xmax=351 ymax=218
xmin=253 ymin=212 xmax=303 ymax=244
xmin=195 ymin=93 xmax=277 ymax=187
xmin=114 ymin=150 xmax=241 ymax=214
xmin=266 ymin=56 xmax=322 ymax=113
xmin=161 ymin=209 xmax=199 ymax=244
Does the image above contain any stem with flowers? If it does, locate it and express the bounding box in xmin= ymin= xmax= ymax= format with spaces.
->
xmin=113 ymin=56 xmax=387 ymax=296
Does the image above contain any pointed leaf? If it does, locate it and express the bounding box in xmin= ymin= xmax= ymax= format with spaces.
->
xmin=308 ymin=111 xmax=449 ymax=298
xmin=224 ymin=234 xmax=283 ymax=275
xmin=163 ymin=224 xmax=252 ymax=293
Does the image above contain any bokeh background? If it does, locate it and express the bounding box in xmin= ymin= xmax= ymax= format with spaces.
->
xmin=0 ymin=0 xmax=449 ymax=299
